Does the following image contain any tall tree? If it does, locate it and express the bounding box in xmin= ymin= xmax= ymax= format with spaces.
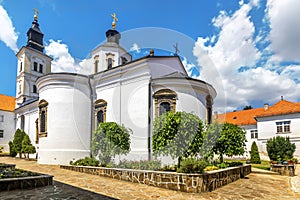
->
xmin=250 ymin=141 xmax=261 ymax=164
xmin=266 ymin=136 xmax=296 ymax=161
xmin=213 ymin=123 xmax=247 ymax=163
xmin=12 ymin=129 xmax=26 ymax=158
xmin=22 ymin=134 xmax=36 ymax=159
xmin=92 ymin=122 xmax=131 ymax=164
xmin=152 ymin=112 xmax=205 ymax=167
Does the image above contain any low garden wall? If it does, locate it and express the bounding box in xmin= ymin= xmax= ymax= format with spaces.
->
xmin=270 ymin=164 xmax=295 ymax=176
xmin=0 ymin=174 xmax=53 ymax=191
xmin=60 ymin=164 xmax=251 ymax=193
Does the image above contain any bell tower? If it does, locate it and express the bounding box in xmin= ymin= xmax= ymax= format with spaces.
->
xmin=15 ymin=9 xmax=52 ymax=107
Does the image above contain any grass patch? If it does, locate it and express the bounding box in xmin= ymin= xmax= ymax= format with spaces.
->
xmin=225 ymin=159 xmax=270 ymax=171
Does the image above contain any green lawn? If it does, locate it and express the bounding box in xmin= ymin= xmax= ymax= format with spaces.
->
xmin=225 ymin=159 xmax=270 ymax=171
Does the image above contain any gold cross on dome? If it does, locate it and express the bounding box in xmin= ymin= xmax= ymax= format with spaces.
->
xmin=111 ymin=13 xmax=118 ymax=23
xmin=173 ymin=43 xmax=180 ymax=55
xmin=33 ymin=8 xmax=39 ymax=20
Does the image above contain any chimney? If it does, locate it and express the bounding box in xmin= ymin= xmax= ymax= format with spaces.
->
xmin=264 ymin=103 xmax=269 ymax=111
xmin=149 ymin=49 xmax=154 ymax=57
xmin=281 ymin=96 xmax=284 ymax=100
xmin=214 ymin=111 xmax=218 ymax=120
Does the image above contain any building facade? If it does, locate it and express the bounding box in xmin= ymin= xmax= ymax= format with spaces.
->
xmin=13 ymin=13 xmax=216 ymax=164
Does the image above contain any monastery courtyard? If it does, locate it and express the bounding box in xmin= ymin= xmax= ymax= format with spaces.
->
xmin=0 ymin=157 xmax=300 ymax=200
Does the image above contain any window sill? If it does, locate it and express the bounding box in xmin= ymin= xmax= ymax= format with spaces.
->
xmin=276 ymin=132 xmax=291 ymax=134
xmin=39 ymin=132 xmax=47 ymax=137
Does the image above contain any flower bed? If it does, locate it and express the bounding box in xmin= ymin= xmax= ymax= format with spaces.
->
xmin=0 ymin=164 xmax=53 ymax=191
xmin=60 ymin=164 xmax=251 ymax=193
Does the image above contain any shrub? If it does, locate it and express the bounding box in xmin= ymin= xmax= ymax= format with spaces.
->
xmin=8 ymin=141 xmax=17 ymax=157
xmin=217 ymin=162 xmax=229 ymax=169
xmin=70 ymin=157 xmax=100 ymax=167
xmin=204 ymin=166 xmax=219 ymax=172
xmin=160 ymin=165 xmax=177 ymax=172
xmin=266 ymin=136 xmax=296 ymax=161
xmin=250 ymin=141 xmax=261 ymax=164
xmin=22 ymin=134 xmax=36 ymax=159
xmin=117 ymin=160 xmax=161 ymax=170
xmin=177 ymin=158 xmax=208 ymax=173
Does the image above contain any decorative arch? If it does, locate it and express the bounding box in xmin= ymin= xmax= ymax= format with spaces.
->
xmin=206 ymin=95 xmax=213 ymax=124
xmin=38 ymin=99 xmax=48 ymax=137
xmin=94 ymin=99 xmax=107 ymax=129
xmin=153 ymin=89 xmax=177 ymax=117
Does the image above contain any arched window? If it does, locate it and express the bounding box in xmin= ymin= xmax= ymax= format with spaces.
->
xmin=38 ymin=99 xmax=48 ymax=137
xmin=107 ymin=58 xmax=113 ymax=69
xmin=154 ymin=89 xmax=177 ymax=117
xmin=33 ymin=62 xmax=38 ymax=71
xmin=94 ymin=99 xmax=107 ymax=129
xmin=20 ymin=115 xmax=25 ymax=130
xmin=39 ymin=64 xmax=43 ymax=73
xmin=206 ymin=95 xmax=213 ymax=124
xmin=159 ymin=102 xmax=171 ymax=115
xmin=33 ymin=85 xmax=37 ymax=93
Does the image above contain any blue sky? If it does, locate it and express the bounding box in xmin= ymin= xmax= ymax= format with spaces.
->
xmin=1 ymin=0 xmax=300 ymax=112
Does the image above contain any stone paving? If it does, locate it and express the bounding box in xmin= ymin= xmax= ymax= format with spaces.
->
xmin=291 ymin=165 xmax=300 ymax=193
xmin=1 ymin=157 xmax=300 ymax=200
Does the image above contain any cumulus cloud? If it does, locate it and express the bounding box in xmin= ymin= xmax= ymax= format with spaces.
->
xmin=129 ymin=43 xmax=141 ymax=53
xmin=0 ymin=5 xmax=18 ymax=53
xmin=193 ymin=1 xmax=300 ymax=112
xmin=266 ymin=0 xmax=300 ymax=62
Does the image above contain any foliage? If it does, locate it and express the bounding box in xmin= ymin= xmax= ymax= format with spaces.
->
xmin=266 ymin=136 xmax=296 ymax=161
xmin=0 ymin=168 xmax=39 ymax=179
xmin=243 ymin=105 xmax=253 ymax=110
xmin=8 ymin=141 xmax=17 ymax=157
xmin=290 ymin=158 xmax=298 ymax=163
xmin=152 ymin=112 xmax=205 ymax=167
xmin=160 ymin=165 xmax=177 ymax=172
xmin=116 ymin=160 xmax=161 ymax=170
xmin=0 ymin=146 xmax=3 ymax=153
xmin=200 ymin=123 xmax=221 ymax=160
xmin=11 ymin=129 xmax=26 ymax=158
xmin=70 ymin=157 xmax=100 ymax=167
xmin=92 ymin=122 xmax=131 ymax=164
xmin=177 ymin=158 xmax=208 ymax=173
xmin=250 ymin=141 xmax=261 ymax=164
xmin=22 ymin=134 xmax=36 ymax=159
xmin=213 ymin=123 xmax=247 ymax=163
xmin=217 ymin=162 xmax=229 ymax=169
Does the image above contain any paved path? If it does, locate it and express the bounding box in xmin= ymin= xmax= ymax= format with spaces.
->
xmin=1 ymin=157 xmax=300 ymax=200
xmin=291 ymin=165 xmax=300 ymax=193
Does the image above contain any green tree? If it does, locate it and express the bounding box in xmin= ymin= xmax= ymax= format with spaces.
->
xmin=266 ymin=136 xmax=296 ymax=161
xmin=8 ymin=141 xmax=17 ymax=157
xmin=243 ymin=105 xmax=253 ymax=110
xmin=22 ymin=134 xmax=36 ymax=159
xmin=12 ymin=129 xmax=26 ymax=158
xmin=213 ymin=123 xmax=247 ymax=163
xmin=92 ymin=122 xmax=131 ymax=164
xmin=250 ymin=141 xmax=261 ymax=164
xmin=152 ymin=112 xmax=205 ymax=167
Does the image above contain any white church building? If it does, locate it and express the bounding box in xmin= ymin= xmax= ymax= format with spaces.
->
xmin=13 ymin=13 xmax=216 ymax=165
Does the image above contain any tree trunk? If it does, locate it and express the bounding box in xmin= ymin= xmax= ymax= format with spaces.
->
xmin=177 ymin=156 xmax=182 ymax=168
xmin=220 ymin=154 xmax=224 ymax=163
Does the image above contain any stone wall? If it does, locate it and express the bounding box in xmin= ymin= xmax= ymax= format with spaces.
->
xmin=60 ymin=165 xmax=251 ymax=193
xmin=270 ymin=164 xmax=295 ymax=176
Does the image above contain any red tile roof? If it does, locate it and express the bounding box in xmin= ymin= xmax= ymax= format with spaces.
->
xmin=218 ymin=100 xmax=300 ymax=126
xmin=0 ymin=94 xmax=15 ymax=112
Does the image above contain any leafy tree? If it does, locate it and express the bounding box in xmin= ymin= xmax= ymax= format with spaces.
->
xmin=8 ymin=141 xmax=17 ymax=157
xmin=250 ymin=141 xmax=261 ymax=164
xmin=243 ymin=105 xmax=253 ymax=110
xmin=213 ymin=123 xmax=247 ymax=163
xmin=92 ymin=122 xmax=131 ymax=164
xmin=152 ymin=112 xmax=205 ymax=167
xmin=22 ymin=134 xmax=36 ymax=159
xmin=12 ymin=129 xmax=26 ymax=158
xmin=266 ymin=136 xmax=296 ymax=161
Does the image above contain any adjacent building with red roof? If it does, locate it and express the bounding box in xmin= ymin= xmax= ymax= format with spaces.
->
xmin=0 ymin=94 xmax=16 ymax=152
xmin=218 ymin=99 xmax=300 ymax=159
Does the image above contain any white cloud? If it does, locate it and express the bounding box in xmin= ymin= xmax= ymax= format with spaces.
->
xmin=266 ymin=0 xmax=300 ymax=62
xmin=45 ymin=39 xmax=80 ymax=73
xmin=129 ymin=43 xmax=141 ymax=53
xmin=193 ymin=1 xmax=300 ymax=112
xmin=0 ymin=5 xmax=18 ymax=53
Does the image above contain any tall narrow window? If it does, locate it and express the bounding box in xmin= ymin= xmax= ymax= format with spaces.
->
xmin=206 ymin=95 xmax=213 ymax=124
xmin=0 ymin=130 xmax=3 ymax=138
xmin=154 ymin=89 xmax=177 ymax=117
xmin=94 ymin=99 xmax=107 ymax=129
xmin=107 ymin=58 xmax=113 ymax=69
xmin=38 ymin=99 xmax=48 ymax=137
xmin=39 ymin=64 xmax=43 ymax=73
xmin=159 ymin=102 xmax=171 ymax=115
xmin=33 ymin=85 xmax=37 ymax=93
xmin=20 ymin=115 xmax=25 ymax=130
xmin=33 ymin=62 xmax=38 ymax=71
xmin=0 ymin=115 xmax=4 ymax=122
xmin=20 ymin=62 xmax=22 ymax=72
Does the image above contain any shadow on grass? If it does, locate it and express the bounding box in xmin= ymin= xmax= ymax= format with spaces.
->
xmin=0 ymin=180 xmax=118 ymax=200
